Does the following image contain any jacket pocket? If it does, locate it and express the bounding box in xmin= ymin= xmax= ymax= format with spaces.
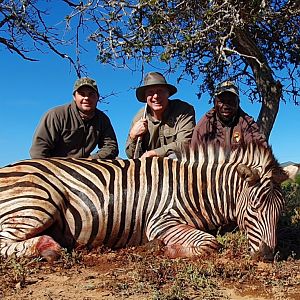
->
xmin=164 ymin=127 xmax=177 ymax=141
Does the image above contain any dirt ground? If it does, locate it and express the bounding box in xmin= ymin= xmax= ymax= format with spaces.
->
xmin=1 ymin=240 xmax=300 ymax=300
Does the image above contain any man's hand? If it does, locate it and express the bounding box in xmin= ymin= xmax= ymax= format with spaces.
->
xmin=130 ymin=118 xmax=148 ymax=140
xmin=141 ymin=150 xmax=158 ymax=158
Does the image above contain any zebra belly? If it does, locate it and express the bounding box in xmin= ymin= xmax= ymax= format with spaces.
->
xmin=60 ymin=206 xmax=149 ymax=249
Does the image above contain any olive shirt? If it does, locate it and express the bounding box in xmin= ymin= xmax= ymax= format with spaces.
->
xmin=191 ymin=107 xmax=267 ymax=156
xmin=30 ymin=101 xmax=119 ymax=159
xmin=125 ymin=99 xmax=195 ymax=158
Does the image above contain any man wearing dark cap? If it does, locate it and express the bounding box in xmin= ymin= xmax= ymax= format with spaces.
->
xmin=191 ymin=80 xmax=267 ymax=155
xmin=125 ymin=72 xmax=195 ymax=158
xmin=30 ymin=77 xmax=119 ymax=159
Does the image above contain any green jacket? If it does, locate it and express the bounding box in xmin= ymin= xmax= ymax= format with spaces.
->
xmin=30 ymin=101 xmax=119 ymax=159
xmin=126 ymin=99 xmax=195 ymax=158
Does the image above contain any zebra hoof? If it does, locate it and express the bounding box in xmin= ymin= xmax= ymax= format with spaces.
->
xmin=36 ymin=235 xmax=61 ymax=263
xmin=40 ymin=249 xmax=61 ymax=263
xmin=164 ymin=244 xmax=189 ymax=258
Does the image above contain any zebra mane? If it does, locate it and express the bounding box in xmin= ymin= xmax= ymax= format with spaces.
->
xmin=178 ymin=141 xmax=281 ymax=172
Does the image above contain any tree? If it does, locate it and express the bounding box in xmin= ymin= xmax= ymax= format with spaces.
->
xmin=0 ymin=0 xmax=81 ymax=75
xmin=1 ymin=0 xmax=299 ymax=139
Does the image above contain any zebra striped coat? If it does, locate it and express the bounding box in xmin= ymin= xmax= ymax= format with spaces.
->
xmin=0 ymin=142 xmax=287 ymax=261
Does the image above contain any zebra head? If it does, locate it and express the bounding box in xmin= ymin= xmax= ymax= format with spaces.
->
xmin=236 ymin=147 xmax=288 ymax=261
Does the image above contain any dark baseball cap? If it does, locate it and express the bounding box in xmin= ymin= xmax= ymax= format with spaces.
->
xmin=215 ymin=81 xmax=239 ymax=97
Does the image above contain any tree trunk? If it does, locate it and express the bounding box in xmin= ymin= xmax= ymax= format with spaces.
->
xmin=233 ymin=28 xmax=282 ymax=141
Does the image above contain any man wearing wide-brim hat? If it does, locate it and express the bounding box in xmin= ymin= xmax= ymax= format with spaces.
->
xmin=125 ymin=72 xmax=195 ymax=158
xmin=191 ymin=80 xmax=267 ymax=156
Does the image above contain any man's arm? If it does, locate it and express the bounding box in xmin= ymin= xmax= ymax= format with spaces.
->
xmin=125 ymin=109 xmax=144 ymax=158
xmin=90 ymin=114 xmax=119 ymax=159
xmin=30 ymin=112 xmax=58 ymax=159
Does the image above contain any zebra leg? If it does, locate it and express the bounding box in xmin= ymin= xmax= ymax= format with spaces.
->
xmin=158 ymin=224 xmax=220 ymax=258
xmin=0 ymin=235 xmax=61 ymax=262
xmin=0 ymin=209 xmax=62 ymax=261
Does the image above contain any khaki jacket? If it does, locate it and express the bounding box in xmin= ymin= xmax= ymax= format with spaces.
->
xmin=126 ymin=99 xmax=195 ymax=158
xmin=30 ymin=101 xmax=119 ymax=159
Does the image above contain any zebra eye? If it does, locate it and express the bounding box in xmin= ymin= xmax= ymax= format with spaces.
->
xmin=251 ymin=207 xmax=258 ymax=213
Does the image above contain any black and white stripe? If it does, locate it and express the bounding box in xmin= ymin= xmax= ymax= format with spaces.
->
xmin=0 ymin=142 xmax=287 ymax=259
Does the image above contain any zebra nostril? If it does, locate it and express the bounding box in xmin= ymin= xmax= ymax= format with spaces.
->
xmin=248 ymin=242 xmax=274 ymax=261
xmin=259 ymin=242 xmax=274 ymax=261
xmin=262 ymin=250 xmax=274 ymax=262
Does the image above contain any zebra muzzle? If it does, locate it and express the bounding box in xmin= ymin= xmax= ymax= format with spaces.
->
xmin=252 ymin=241 xmax=274 ymax=262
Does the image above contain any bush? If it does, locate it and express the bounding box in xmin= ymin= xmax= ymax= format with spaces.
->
xmin=277 ymin=181 xmax=300 ymax=258
xmin=281 ymin=181 xmax=300 ymax=225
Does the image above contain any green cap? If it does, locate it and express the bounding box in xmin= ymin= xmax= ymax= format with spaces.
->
xmin=215 ymin=81 xmax=239 ymax=97
xmin=73 ymin=77 xmax=99 ymax=94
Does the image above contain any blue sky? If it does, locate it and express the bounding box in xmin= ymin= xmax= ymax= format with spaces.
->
xmin=0 ymin=47 xmax=299 ymax=168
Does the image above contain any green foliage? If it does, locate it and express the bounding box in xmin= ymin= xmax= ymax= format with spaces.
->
xmin=281 ymin=181 xmax=300 ymax=227
xmin=295 ymin=174 xmax=300 ymax=185
xmin=277 ymin=181 xmax=300 ymax=259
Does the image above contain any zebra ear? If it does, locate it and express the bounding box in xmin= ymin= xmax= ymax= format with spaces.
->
xmin=237 ymin=164 xmax=260 ymax=185
xmin=271 ymin=168 xmax=289 ymax=184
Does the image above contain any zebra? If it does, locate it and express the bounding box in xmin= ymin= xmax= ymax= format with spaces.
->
xmin=0 ymin=142 xmax=287 ymax=262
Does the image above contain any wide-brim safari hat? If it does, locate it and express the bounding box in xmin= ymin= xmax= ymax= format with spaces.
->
xmin=215 ymin=80 xmax=239 ymax=97
xmin=73 ymin=77 xmax=99 ymax=95
xmin=136 ymin=72 xmax=177 ymax=102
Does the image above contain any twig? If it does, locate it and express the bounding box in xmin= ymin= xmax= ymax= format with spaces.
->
xmin=133 ymin=103 xmax=147 ymax=159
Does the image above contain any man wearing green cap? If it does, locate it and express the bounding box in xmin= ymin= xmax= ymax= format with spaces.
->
xmin=191 ymin=80 xmax=267 ymax=155
xmin=125 ymin=72 xmax=195 ymax=158
xmin=30 ymin=77 xmax=119 ymax=159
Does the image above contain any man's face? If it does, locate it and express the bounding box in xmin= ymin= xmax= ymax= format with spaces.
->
xmin=73 ymin=86 xmax=99 ymax=114
xmin=145 ymin=85 xmax=169 ymax=117
xmin=214 ymin=92 xmax=239 ymax=123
